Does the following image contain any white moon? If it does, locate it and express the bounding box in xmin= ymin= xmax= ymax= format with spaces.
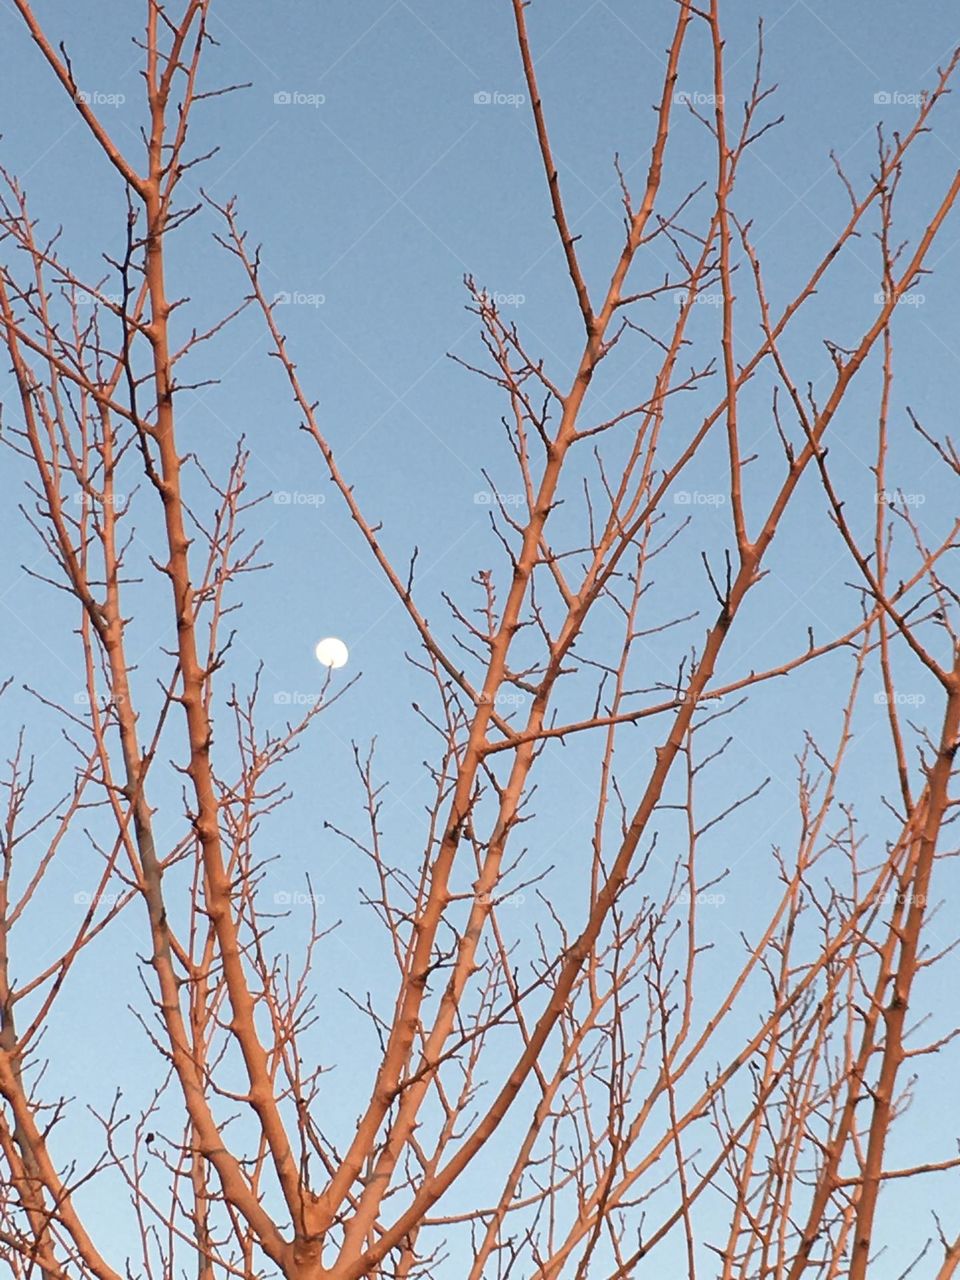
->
xmin=314 ymin=637 xmax=349 ymax=669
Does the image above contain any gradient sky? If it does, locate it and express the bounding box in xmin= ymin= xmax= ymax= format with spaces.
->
xmin=1 ymin=1 xmax=960 ymax=1274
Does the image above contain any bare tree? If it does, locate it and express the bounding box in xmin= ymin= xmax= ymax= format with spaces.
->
xmin=1 ymin=2 xmax=959 ymax=1277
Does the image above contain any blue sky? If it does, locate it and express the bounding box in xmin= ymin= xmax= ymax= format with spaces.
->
xmin=1 ymin=1 xmax=960 ymax=1274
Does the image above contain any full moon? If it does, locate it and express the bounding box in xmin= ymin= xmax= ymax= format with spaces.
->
xmin=314 ymin=637 xmax=349 ymax=669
